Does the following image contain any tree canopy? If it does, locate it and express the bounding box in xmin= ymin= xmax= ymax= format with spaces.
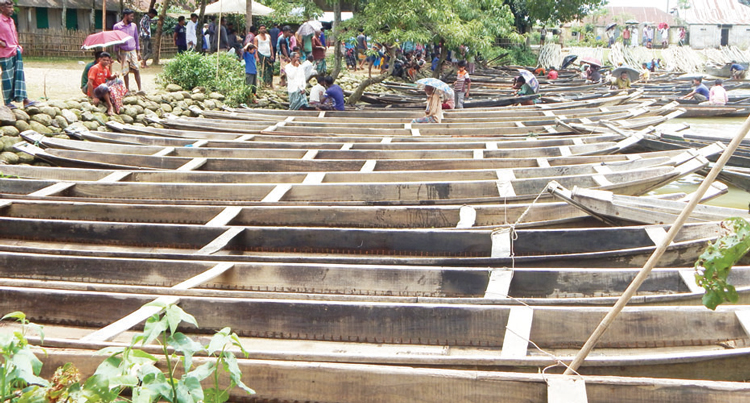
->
xmin=505 ymin=0 xmax=606 ymax=32
xmin=354 ymin=0 xmax=518 ymax=58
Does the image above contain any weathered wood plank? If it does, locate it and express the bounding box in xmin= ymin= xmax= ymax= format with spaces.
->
xmin=195 ymin=227 xmax=244 ymax=255
xmin=547 ymin=376 xmax=588 ymax=403
xmin=500 ymin=306 xmax=533 ymax=358
xmin=205 ymin=206 xmax=243 ymax=227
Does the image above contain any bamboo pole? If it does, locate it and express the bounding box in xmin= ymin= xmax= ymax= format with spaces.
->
xmin=102 ymin=0 xmax=106 ymax=31
xmin=564 ymin=113 xmax=750 ymax=375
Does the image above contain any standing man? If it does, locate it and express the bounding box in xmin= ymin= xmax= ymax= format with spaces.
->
xmin=186 ymin=13 xmax=198 ymax=51
xmin=0 ymin=0 xmax=34 ymax=109
xmin=311 ymin=29 xmax=326 ymax=74
xmin=539 ymin=27 xmax=547 ymax=46
xmin=207 ymin=16 xmax=217 ymax=52
xmin=254 ymin=24 xmax=273 ymax=88
xmin=641 ymin=25 xmax=648 ymax=47
xmin=269 ymin=23 xmax=280 ymax=60
xmin=277 ymin=26 xmax=291 ymax=87
xmin=356 ymin=28 xmax=367 ymax=70
xmin=174 ymin=16 xmax=187 ymax=54
xmin=622 ymin=26 xmax=631 ymax=47
xmin=113 ymin=9 xmax=142 ymax=93
xmin=139 ymin=8 xmax=157 ymax=68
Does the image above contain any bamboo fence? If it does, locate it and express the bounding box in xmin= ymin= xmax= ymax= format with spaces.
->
xmin=18 ymin=29 xmax=177 ymax=58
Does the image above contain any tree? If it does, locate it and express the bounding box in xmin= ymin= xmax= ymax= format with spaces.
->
xmin=153 ymin=0 xmax=170 ymax=65
xmin=346 ymin=0 xmax=517 ymax=104
xmin=505 ymin=0 xmax=606 ymax=33
xmin=331 ymin=0 xmax=343 ymax=79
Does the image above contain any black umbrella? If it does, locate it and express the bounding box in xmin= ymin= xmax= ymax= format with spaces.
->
xmin=561 ymin=55 xmax=578 ymax=69
xmin=606 ymin=23 xmax=617 ymax=31
xmin=613 ymin=66 xmax=640 ymax=82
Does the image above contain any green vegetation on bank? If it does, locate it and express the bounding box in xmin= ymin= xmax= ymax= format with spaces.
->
xmin=157 ymin=52 xmax=254 ymax=107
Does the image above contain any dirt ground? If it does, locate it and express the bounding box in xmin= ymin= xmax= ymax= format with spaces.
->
xmin=22 ymin=59 xmax=165 ymax=102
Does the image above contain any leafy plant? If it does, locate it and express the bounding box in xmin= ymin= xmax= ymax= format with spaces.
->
xmin=90 ymin=301 xmax=254 ymax=403
xmin=0 ymin=312 xmax=47 ymax=403
xmin=694 ymin=217 xmax=750 ymax=310
xmin=157 ymin=52 xmax=254 ymax=107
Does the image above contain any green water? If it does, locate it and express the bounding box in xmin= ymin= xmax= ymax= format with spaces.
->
xmin=654 ymin=117 xmax=750 ymax=210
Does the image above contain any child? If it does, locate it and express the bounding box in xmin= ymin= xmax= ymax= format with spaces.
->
xmin=309 ymin=74 xmax=327 ymax=108
xmin=242 ymin=43 xmax=258 ymax=95
xmin=453 ymin=60 xmax=471 ymax=109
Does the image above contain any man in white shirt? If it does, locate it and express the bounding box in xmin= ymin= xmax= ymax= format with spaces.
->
xmin=186 ymin=13 xmax=198 ymax=51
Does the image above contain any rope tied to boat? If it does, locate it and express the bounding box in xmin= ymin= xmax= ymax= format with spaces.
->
xmin=494 ymin=182 xmax=554 ymax=269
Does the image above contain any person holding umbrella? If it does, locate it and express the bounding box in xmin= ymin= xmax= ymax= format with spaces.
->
xmin=412 ymin=78 xmax=452 ymax=123
xmin=612 ymin=71 xmax=631 ymax=89
xmin=0 ymin=0 xmax=36 ymax=109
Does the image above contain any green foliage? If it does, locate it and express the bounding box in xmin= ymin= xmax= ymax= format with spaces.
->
xmin=484 ymin=45 xmax=537 ymax=66
xmin=3 ymin=304 xmax=253 ymax=403
xmin=350 ymin=0 xmax=518 ymax=72
xmin=505 ymin=0 xmax=606 ymax=32
xmin=88 ymin=301 xmax=254 ymax=403
xmin=158 ymin=52 xmax=254 ymax=106
xmin=567 ymin=24 xmax=606 ymax=47
xmin=0 ymin=312 xmax=47 ymax=403
xmin=259 ymin=0 xmax=323 ymax=25
xmin=694 ymin=217 xmax=750 ymax=310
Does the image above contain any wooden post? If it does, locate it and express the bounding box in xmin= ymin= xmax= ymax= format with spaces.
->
xmin=102 ymin=0 xmax=106 ymax=31
xmin=564 ymin=113 xmax=750 ymax=375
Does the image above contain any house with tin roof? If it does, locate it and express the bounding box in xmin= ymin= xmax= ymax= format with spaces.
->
xmin=678 ymin=0 xmax=750 ymax=48
xmin=578 ymin=6 xmax=680 ymax=47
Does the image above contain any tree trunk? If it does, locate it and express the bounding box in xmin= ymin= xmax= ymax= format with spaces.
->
xmin=246 ymin=0 xmax=253 ymax=34
xmin=148 ymin=0 xmax=157 ymax=11
xmin=196 ymin=0 xmax=207 ymax=51
xmin=61 ymin=0 xmax=66 ymax=29
xmin=331 ymin=0 xmax=342 ymax=79
xmin=90 ymin=0 xmax=95 ymax=32
xmin=432 ymin=45 xmax=447 ymax=78
xmin=152 ymin=0 xmax=170 ymax=65
xmin=347 ymin=47 xmax=396 ymax=105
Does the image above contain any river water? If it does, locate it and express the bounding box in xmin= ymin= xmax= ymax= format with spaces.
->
xmin=653 ymin=117 xmax=749 ymax=210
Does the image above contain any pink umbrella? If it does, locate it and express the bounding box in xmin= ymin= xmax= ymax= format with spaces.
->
xmin=580 ymin=57 xmax=602 ymax=68
xmin=81 ymin=30 xmax=134 ymax=50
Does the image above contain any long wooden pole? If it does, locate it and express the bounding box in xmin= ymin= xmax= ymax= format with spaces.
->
xmin=564 ymin=113 xmax=750 ymax=375
xmin=102 ymin=0 xmax=106 ymax=31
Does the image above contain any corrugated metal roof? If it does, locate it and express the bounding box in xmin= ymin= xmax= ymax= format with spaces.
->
xmin=681 ymin=0 xmax=750 ymax=24
xmin=582 ymin=7 xmax=679 ymax=26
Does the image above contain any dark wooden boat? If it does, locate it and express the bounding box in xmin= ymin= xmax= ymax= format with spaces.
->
xmin=1 ymin=249 xmax=748 ymax=306
xmin=4 ymin=284 xmax=750 ymax=381
xmin=0 ymin=216 xmax=732 ymax=267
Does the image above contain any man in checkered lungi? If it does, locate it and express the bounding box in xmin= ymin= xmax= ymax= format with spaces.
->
xmin=0 ymin=0 xmax=35 ymax=109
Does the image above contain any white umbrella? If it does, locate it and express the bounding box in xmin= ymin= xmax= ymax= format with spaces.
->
xmin=297 ymin=20 xmax=323 ymax=36
xmin=196 ymin=0 xmax=274 ymax=15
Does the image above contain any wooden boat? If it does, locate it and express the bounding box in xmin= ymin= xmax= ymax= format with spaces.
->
xmin=196 ymin=102 xmax=658 ymax=124
xmin=633 ymin=136 xmax=750 ymax=169
xmin=548 ymin=181 xmax=744 ymax=225
xmin=717 ymin=166 xmax=750 ymax=193
xmin=0 ymin=216 xmax=733 ymax=267
xmin=79 ymin=125 xmax=629 ymax=150
xmin=1 ymin=249 xmax=749 ymax=306
xmin=5 ymin=284 xmax=750 ymax=381
xmin=0 ymin=179 xmax=715 ymax=229
xmin=30 ymin=130 xmax=636 ymax=157
xmin=5 ymin=149 xmax=708 ymax=206
xmin=705 ymin=62 xmax=750 ymax=78
xmin=22 ymin=343 xmax=750 ymax=403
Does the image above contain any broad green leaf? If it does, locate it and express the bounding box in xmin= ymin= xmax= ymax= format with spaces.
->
xmin=207 ymin=328 xmax=232 ymax=355
xmin=16 ymin=385 xmax=46 ymax=403
xmin=186 ymin=362 xmax=215 ymax=382
xmin=2 ymin=311 xmax=26 ymax=322
xmin=165 ymin=305 xmax=184 ymax=336
xmin=222 ymin=353 xmax=255 ymax=394
xmin=695 ymin=217 xmax=750 ymax=310
xmin=108 ymin=374 xmax=139 ymax=388
xmin=168 ymin=332 xmax=203 ymax=371
xmin=132 ymin=386 xmax=157 ymax=403
xmin=176 ymin=376 xmax=204 ymax=403
xmin=204 ymin=387 xmax=230 ymax=403
xmin=142 ymin=315 xmax=169 ymax=346
xmin=130 ymin=348 xmax=159 ymax=362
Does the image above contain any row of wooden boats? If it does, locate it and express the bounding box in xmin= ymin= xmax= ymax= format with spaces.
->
xmin=4 ymin=82 xmax=750 ymax=401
